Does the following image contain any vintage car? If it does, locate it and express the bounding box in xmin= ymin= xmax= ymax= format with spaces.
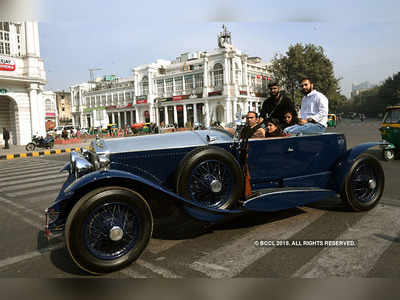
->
xmin=45 ymin=127 xmax=385 ymax=274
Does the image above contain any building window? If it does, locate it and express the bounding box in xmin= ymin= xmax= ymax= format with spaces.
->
xmin=185 ymin=75 xmax=193 ymax=90
xmin=157 ymin=79 xmax=164 ymax=96
xmin=45 ymin=99 xmax=52 ymax=112
xmin=213 ymin=63 xmax=223 ymax=87
xmin=175 ymin=77 xmax=183 ymax=94
xmin=141 ymin=76 xmax=149 ymax=95
xmin=195 ymin=73 xmax=203 ymax=88
xmin=112 ymin=94 xmax=117 ymax=105
xmin=165 ymin=78 xmax=173 ymax=94
xmin=0 ymin=22 xmax=10 ymax=55
xmin=118 ymin=93 xmax=124 ymax=105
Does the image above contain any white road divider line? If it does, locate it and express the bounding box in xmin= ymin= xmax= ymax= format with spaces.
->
xmin=0 ymin=173 xmax=67 ymax=188
xmin=0 ymin=196 xmax=44 ymax=220
xmin=136 ymin=259 xmax=182 ymax=278
xmin=120 ymin=268 xmax=148 ymax=278
xmin=7 ymin=185 xmax=65 ymax=197
xmin=146 ymin=239 xmax=184 ymax=254
xmin=0 ymin=167 xmax=63 ymax=181
xmin=292 ymin=205 xmax=400 ymax=277
xmin=190 ymin=207 xmax=325 ymax=278
xmin=1 ymin=177 xmax=67 ymax=193
xmin=0 ymin=243 xmax=65 ymax=269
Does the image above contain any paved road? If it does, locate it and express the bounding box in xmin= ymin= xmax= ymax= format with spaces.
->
xmin=0 ymin=119 xmax=399 ymax=278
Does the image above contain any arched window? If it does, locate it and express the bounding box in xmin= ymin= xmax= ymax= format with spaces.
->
xmin=213 ymin=63 xmax=223 ymax=87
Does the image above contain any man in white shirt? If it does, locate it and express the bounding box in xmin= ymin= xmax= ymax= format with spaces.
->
xmin=284 ymin=78 xmax=328 ymax=134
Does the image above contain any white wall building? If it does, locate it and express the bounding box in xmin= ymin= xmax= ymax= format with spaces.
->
xmin=0 ymin=20 xmax=47 ymax=145
xmin=71 ymin=25 xmax=271 ymax=129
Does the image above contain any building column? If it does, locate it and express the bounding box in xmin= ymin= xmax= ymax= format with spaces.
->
xmin=111 ymin=112 xmax=115 ymax=124
xmin=182 ymin=75 xmax=185 ymax=93
xmin=124 ymin=111 xmax=127 ymax=126
xmin=28 ymin=84 xmax=40 ymax=136
xmin=193 ymin=103 xmax=198 ymax=123
xmin=204 ymin=101 xmax=210 ymax=127
xmin=233 ymin=99 xmax=238 ymax=120
xmin=173 ymin=105 xmax=178 ymax=125
xmin=203 ymin=56 xmax=209 ymax=97
xmin=183 ymin=104 xmax=187 ymax=126
xmin=135 ymin=109 xmax=139 ymax=123
xmin=164 ymin=106 xmax=168 ymax=125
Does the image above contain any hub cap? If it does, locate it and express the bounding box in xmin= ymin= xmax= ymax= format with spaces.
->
xmin=210 ymin=179 xmax=222 ymax=193
xmin=109 ymin=226 xmax=124 ymax=241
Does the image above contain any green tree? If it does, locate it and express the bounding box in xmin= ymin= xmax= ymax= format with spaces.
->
xmin=268 ymin=43 xmax=344 ymax=111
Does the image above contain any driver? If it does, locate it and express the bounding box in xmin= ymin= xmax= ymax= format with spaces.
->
xmin=240 ymin=111 xmax=265 ymax=139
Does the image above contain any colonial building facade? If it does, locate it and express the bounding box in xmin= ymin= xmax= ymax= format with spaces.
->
xmin=71 ymin=26 xmax=270 ymax=129
xmin=0 ymin=20 xmax=47 ymax=145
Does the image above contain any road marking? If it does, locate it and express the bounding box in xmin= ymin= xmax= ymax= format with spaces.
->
xmin=0 ymin=165 xmax=62 ymax=180
xmin=0 ymin=243 xmax=65 ymax=269
xmin=136 ymin=259 xmax=181 ymax=278
xmin=6 ymin=185 xmax=65 ymax=197
xmin=1 ymin=177 xmax=67 ymax=193
xmin=0 ymin=173 xmax=67 ymax=188
xmin=120 ymin=268 xmax=148 ymax=278
xmin=292 ymin=205 xmax=400 ymax=277
xmin=189 ymin=207 xmax=325 ymax=278
xmin=147 ymin=239 xmax=184 ymax=254
xmin=0 ymin=196 xmax=44 ymax=220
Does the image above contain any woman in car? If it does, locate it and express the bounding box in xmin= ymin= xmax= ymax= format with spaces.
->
xmin=265 ymin=118 xmax=289 ymax=138
xmin=282 ymin=111 xmax=299 ymax=129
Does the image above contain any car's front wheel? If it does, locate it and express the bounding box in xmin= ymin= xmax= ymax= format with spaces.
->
xmin=65 ymin=187 xmax=153 ymax=274
xmin=341 ymin=154 xmax=384 ymax=211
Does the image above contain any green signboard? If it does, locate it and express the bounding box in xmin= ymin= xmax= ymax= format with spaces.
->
xmin=0 ymin=88 xmax=7 ymax=94
xmin=83 ymin=106 xmax=106 ymax=113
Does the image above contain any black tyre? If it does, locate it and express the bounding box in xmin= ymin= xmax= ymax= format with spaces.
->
xmin=341 ymin=154 xmax=384 ymax=211
xmin=65 ymin=186 xmax=153 ymax=274
xmin=25 ymin=143 xmax=35 ymax=151
xmin=383 ymin=149 xmax=395 ymax=161
xmin=176 ymin=147 xmax=244 ymax=209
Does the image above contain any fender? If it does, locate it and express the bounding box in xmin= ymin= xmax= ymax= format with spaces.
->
xmin=56 ymin=168 xmax=244 ymax=220
xmin=333 ymin=142 xmax=382 ymax=191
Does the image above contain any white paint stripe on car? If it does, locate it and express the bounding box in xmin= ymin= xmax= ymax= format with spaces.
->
xmin=292 ymin=205 xmax=400 ymax=277
xmin=189 ymin=207 xmax=325 ymax=278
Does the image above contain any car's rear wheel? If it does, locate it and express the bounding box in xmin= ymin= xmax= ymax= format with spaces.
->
xmin=341 ymin=154 xmax=384 ymax=211
xmin=65 ymin=187 xmax=153 ymax=274
xmin=176 ymin=147 xmax=244 ymax=209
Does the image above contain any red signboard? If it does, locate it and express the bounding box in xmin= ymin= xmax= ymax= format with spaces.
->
xmin=45 ymin=113 xmax=56 ymax=117
xmin=136 ymin=99 xmax=147 ymax=104
xmin=239 ymin=90 xmax=248 ymax=95
xmin=0 ymin=56 xmax=16 ymax=71
xmin=173 ymin=95 xmax=190 ymax=101
xmin=176 ymin=105 xmax=183 ymax=112
xmin=208 ymin=91 xmax=222 ymax=97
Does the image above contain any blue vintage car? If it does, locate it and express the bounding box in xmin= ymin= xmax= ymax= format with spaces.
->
xmin=45 ymin=127 xmax=384 ymax=274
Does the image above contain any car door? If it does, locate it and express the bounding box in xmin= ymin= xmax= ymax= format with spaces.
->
xmin=247 ymin=135 xmax=340 ymax=189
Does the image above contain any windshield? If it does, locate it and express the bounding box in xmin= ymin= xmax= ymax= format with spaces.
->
xmin=383 ymin=109 xmax=400 ymax=124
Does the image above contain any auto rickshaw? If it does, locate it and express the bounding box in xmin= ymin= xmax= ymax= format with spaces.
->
xmin=327 ymin=114 xmax=337 ymax=128
xmin=379 ymin=105 xmax=400 ymax=160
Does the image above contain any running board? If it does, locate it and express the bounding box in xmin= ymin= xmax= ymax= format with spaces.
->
xmin=243 ymin=187 xmax=337 ymax=212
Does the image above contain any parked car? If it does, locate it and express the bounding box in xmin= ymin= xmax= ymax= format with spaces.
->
xmin=54 ymin=125 xmax=74 ymax=136
xmin=45 ymin=127 xmax=385 ymax=274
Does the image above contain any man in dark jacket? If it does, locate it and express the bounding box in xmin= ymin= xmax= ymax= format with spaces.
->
xmin=259 ymin=81 xmax=296 ymax=125
xmin=3 ymin=127 xmax=10 ymax=149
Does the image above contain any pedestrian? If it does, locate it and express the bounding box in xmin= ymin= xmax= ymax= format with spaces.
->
xmin=259 ymin=80 xmax=296 ymax=125
xmin=284 ymin=78 xmax=329 ymax=135
xmin=3 ymin=127 xmax=10 ymax=149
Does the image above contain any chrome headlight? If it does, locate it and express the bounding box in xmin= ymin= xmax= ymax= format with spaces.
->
xmin=70 ymin=151 xmax=93 ymax=178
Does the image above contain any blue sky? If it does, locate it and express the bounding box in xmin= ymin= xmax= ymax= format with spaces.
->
xmin=14 ymin=0 xmax=400 ymax=97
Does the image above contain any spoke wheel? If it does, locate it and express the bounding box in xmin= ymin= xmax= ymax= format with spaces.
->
xmin=176 ymin=147 xmax=244 ymax=209
xmin=341 ymin=154 xmax=384 ymax=211
xmin=65 ymin=187 xmax=153 ymax=274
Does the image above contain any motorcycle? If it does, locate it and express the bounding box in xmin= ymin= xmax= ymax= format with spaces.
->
xmin=25 ymin=135 xmax=55 ymax=151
